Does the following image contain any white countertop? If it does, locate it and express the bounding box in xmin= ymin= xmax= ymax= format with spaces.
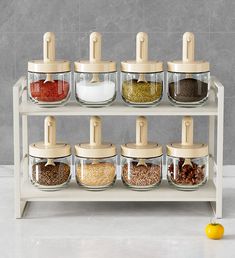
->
xmin=1 ymin=165 xmax=235 ymax=258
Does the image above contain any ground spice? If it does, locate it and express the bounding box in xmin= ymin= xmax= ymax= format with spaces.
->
xmin=122 ymin=79 xmax=163 ymax=103
xmin=168 ymin=78 xmax=208 ymax=103
xmin=168 ymin=158 xmax=206 ymax=185
xmin=122 ymin=162 xmax=161 ymax=187
xmin=32 ymin=162 xmax=70 ymax=186
xmin=76 ymin=162 xmax=116 ymax=187
xmin=30 ymin=80 xmax=69 ymax=102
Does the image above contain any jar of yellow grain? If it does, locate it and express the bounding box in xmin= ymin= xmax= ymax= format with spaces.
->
xmin=75 ymin=116 xmax=117 ymax=190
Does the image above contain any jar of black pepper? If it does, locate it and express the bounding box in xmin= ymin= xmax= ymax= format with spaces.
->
xmin=75 ymin=116 xmax=117 ymax=190
xmin=166 ymin=116 xmax=209 ymax=191
xmin=167 ymin=32 xmax=210 ymax=107
xmin=29 ymin=116 xmax=72 ymax=191
xmin=121 ymin=32 xmax=163 ymax=107
xmin=121 ymin=116 xmax=163 ymax=190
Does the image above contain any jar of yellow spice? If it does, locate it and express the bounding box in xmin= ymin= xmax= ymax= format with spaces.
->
xmin=75 ymin=116 xmax=117 ymax=190
xmin=121 ymin=32 xmax=163 ymax=107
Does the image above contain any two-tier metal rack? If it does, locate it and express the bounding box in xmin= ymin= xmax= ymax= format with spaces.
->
xmin=13 ymin=76 xmax=224 ymax=218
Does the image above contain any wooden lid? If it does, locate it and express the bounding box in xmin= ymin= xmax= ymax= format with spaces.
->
xmin=28 ymin=32 xmax=70 ymax=73
xmin=167 ymin=32 xmax=209 ymax=73
xmin=121 ymin=116 xmax=162 ymax=158
xmin=121 ymin=32 xmax=163 ymax=73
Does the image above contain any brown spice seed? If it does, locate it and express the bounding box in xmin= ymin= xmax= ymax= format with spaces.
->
xmin=32 ymin=162 xmax=70 ymax=186
xmin=122 ymin=162 xmax=161 ymax=187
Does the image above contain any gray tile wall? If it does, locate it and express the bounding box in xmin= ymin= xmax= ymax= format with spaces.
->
xmin=0 ymin=0 xmax=234 ymax=165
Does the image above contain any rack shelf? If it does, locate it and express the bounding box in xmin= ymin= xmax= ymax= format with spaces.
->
xmin=13 ymin=76 xmax=224 ymax=218
xmin=20 ymin=100 xmax=218 ymax=116
xmin=21 ymin=180 xmax=216 ymax=202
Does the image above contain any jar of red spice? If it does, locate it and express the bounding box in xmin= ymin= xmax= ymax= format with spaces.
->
xmin=166 ymin=116 xmax=209 ymax=191
xmin=28 ymin=32 xmax=71 ymax=107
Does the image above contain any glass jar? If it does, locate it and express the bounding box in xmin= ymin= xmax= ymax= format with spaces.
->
xmin=29 ymin=116 xmax=72 ymax=191
xmin=167 ymin=32 xmax=210 ymax=107
xmin=75 ymin=155 xmax=117 ymax=190
xmin=167 ymin=72 xmax=210 ymax=107
xmin=28 ymin=32 xmax=71 ymax=107
xmin=121 ymin=72 xmax=163 ymax=106
xmin=74 ymin=72 xmax=117 ymax=106
xmin=74 ymin=32 xmax=117 ymax=107
xmin=166 ymin=116 xmax=209 ymax=191
xmin=121 ymin=116 xmax=163 ymax=190
xmin=29 ymin=155 xmax=72 ymax=191
xmin=75 ymin=116 xmax=117 ymax=190
xmin=167 ymin=155 xmax=208 ymax=190
xmin=121 ymin=32 xmax=163 ymax=107
xmin=121 ymin=156 xmax=162 ymax=190
xmin=28 ymin=71 xmax=71 ymax=106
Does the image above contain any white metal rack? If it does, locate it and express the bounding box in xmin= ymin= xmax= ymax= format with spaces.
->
xmin=13 ymin=76 xmax=224 ymax=219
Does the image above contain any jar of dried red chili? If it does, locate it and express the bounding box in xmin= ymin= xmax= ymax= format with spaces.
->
xmin=28 ymin=32 xmax=71 ymax=107
xmin=166 ymin=116 xmax=209 ymax=191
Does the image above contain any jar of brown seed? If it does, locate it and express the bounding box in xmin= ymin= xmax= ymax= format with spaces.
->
xmin=29 ymin=156 xmax=72 ymax=191
xmin=121 ymin=156 xmax=162 ymax=190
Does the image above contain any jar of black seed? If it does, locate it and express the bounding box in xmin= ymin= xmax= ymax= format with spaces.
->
xmin=167 ymin=32 xmax=210 ymax=107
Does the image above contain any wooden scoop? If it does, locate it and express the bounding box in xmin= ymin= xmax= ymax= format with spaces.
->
xmin=136 ymin=116 xmax=148 ymax=167
xmin=44 ymin=116 xmax=56 ymax=166
xmin=136 ymin=32 xmax=148 ymax=83
xmin=89 ymin=32 xmax=101 ymax=83
xmin=181 ymin=116 xmax=194 ymax=168
xmin=43 ymin=32 xmax=55 ymax=83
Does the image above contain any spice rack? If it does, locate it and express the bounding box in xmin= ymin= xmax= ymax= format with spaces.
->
xmin=13 ymin=76 xmax=224 ymax=219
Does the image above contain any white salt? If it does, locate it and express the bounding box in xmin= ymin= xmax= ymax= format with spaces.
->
xmin=76 ymin=80 xmax=116 ymax=103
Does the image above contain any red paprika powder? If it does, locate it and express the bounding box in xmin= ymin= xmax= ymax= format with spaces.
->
xmin=30 ymin=80 xmax=69 ymax=102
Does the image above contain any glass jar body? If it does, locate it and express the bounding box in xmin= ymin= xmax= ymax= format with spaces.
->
xmin=167 ymin=155 xmax=208 ymax=190
xmin=121 ymin=156 xmax=162 ymax=190
xmin=29 ymin=155 xmax=72 ymax=191
xmin=28 ymin=72 xmax=71 ymax=107
xmin=167 ymin=72 xmax=210 ymax=107
xmin=74 ymin=72 xmax=117 ymax=107
xmin=75 ymin=155 xmax=117 ymax=190
xmin=120 ymin=72 xmax=163 ymax=107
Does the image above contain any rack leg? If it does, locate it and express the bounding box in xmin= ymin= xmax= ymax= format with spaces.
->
xmin=13 ymin=87 xmax=22 ymax=218
xmin=22 ymin=115 xmax=28 ymax=181
xmin=215 ymin=85 xmax=224 ymax=219
xmin=208 ymin=116 xmax=215 ymax=180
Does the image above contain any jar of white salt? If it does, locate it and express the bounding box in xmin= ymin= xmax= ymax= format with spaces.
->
xmin=74 ymin=32 xmax=117 ymax=107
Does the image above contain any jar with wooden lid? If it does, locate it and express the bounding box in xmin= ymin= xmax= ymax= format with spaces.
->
xmin=75 ymin=116 xmax=117 ymax=190
xmin=121 ymin=32 xmax=163 ymax=107
xmin=74 ymin=32 xmax=117 ymax=107
xmin=167 ymin=32 xmax=210 ymax=107
xmin=29 ymin=116 xmax=72 ymax=191
xmin=166 ymin=116 xmax=209 ymax=191
xmin=28 ymin=32 xmax=71 ymax=107
xmin=121 ymin=116 xmax=163 ymax=190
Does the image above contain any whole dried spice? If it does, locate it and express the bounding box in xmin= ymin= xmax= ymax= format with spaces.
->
xmin=32 ymin=162 xmax=70 ymax=186
xmin=122 ymin=79 xmax=163 ymax=103
xmin=30 ymin=80 xmax=70 ymax=102
xmin=168 ymin=158 xmax=206 ymax=185
xmin=122 ymin=162 xmax=161 ymax=187
xmin=168 ymin=78 xmax=208 ymax=103
xmin=76 ymin=162 xmax=116 ymax=187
